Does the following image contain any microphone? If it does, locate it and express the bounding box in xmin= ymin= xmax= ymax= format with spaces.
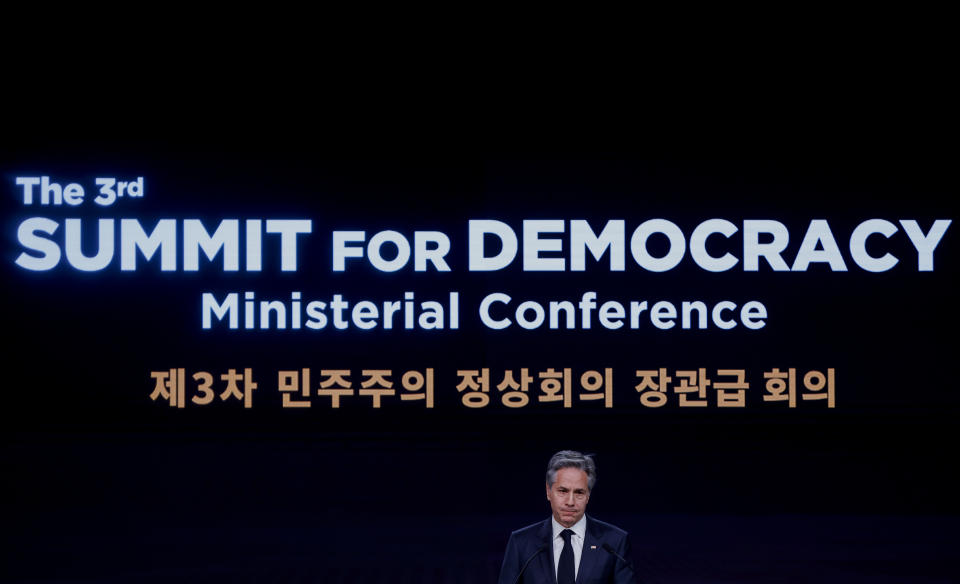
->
xmin=513 ymin=543 xmax=549 ymax=584
xmin=601 ymin=542 xmax=638 ymax=582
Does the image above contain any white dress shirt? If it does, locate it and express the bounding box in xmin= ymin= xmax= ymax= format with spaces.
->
xmin=551 ymin=515 xmax=587 ymax=580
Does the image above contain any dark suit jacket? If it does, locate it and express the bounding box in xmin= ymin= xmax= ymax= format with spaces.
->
xmin=498 ymin=516 xmax=635 ymax=584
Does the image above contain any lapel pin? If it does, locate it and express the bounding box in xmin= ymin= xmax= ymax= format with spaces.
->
xmin=590 ymin=545 xmax=597 ymax=549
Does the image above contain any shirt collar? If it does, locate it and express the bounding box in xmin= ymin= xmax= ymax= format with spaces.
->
xmin=551 ymin=514 xmax=588 ymax=541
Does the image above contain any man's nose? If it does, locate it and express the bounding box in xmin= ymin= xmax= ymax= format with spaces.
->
xmin=564 ymin=493 xmax=576 ymax=505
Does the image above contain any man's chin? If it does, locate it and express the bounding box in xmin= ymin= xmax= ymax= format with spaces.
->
xmin=558 ymin=514 xmax=581 ymax=527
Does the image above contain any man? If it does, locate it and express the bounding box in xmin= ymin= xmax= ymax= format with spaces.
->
xmin=498 ymin=450 xmax=636 ymax=584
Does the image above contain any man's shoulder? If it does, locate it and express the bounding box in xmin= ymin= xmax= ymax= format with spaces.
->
xmin=586 ymin=516 xmax=629 ymax=538
xmin=509 ymin=518 xmax=551 ymax=538
xmin=509 ymin=516 xmax=629 ymax=538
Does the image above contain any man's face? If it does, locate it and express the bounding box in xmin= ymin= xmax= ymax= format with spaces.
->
xmin=546 ymin=467 xmax=591 ymax=528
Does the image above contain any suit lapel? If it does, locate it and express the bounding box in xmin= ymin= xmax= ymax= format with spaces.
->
xmin=538 ymin=519 xmax=558 ymax=584
xmin=575 ymin=516 xmax=600 ymax=584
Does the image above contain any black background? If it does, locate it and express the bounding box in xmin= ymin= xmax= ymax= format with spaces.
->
xmin=3 ymin=68 xmax=958 ymax=583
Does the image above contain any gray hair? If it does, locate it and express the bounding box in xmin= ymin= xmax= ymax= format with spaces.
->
xmin=545 ymin=450 xmax=597 ymax=491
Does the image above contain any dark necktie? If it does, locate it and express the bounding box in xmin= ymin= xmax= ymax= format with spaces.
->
xmin=558 ymin=528 xmax=575 ymax=584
